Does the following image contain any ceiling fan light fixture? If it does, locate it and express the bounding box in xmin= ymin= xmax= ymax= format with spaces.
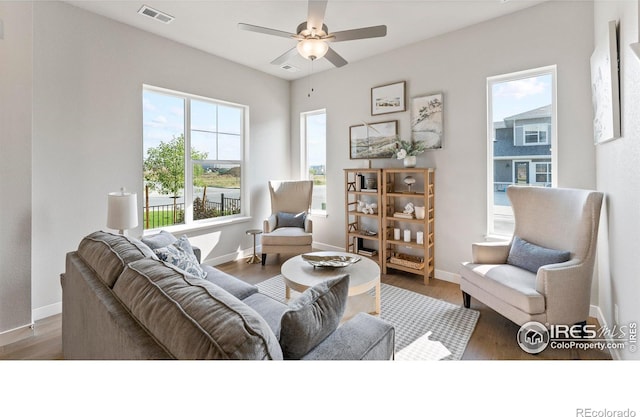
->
xmin=297 ymin=38 xmax=329 ymax=60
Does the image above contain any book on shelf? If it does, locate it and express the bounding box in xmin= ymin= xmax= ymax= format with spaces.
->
xmin=358 ymin=249 xmax=378 ymax=257
xmin=393 ymin=212 xmax=414 ymax=219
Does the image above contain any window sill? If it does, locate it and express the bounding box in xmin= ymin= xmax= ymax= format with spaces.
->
xmin=309 ymin=210 xmax=328 ymax=218
xmin=484 ymin=234 xmax=512 ymax=242
xmin=142 ymin=215 xmax=252 ymax=237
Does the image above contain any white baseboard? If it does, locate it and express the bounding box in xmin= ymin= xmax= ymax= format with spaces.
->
xmin=435 ymin=269 xmax=460 ymax=284
xmin=203 ymin=246 xmax=256 ymax=267
xmin=313 ymin=241 xmax=344 ymax=252
xmin=590 ymin=304 xmax=620 ymax=360
xmin=33 ymin=302 xmax=62 ymax=321
xmin=0 ymin=323 xmax=34 ymax=347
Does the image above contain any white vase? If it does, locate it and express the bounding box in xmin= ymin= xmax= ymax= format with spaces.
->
xmin=403 ymin=155 xmax=417 ymax=168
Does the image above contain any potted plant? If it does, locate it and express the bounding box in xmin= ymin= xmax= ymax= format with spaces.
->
xmin=395 ymin=139 xmax=426 ymax=168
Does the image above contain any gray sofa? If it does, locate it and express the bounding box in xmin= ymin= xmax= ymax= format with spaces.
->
xmin=61 ymin=230 xmax=395 ymax=360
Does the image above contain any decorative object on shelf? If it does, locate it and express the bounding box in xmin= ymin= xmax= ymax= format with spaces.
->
xmin=350 ymin=120 xmax=398 ymax=159
xmin=107 ymin=187 xmax=138 ymax=235
xmin=371 ymin=81 xmax=406 ymax=115
xmin=357 ymin=200 xmax=366 ymax=212
xmin=395 ymin=139 xmax=425 ymax=168
xmin=403 ymin=202 xmax=415 ymax=215
xmin=362 ymin=203 xmax=378 ymax=215
xmin=403 ymin=176 xmax=417 ymax=192
xmin=389 ymin=253 xmax=425 ymax=270
xmin=417 ymin=231 xmax=424 ymax=245
xmin=414 ymin=206 xmax=425 ymax=220
xmin=393 ymin=212 xmax=413 ymax=219
xmin=394 ymin=228 xmax=401 ymax=240
xmin=366 ymin=177 xmax=377 ymax=189
xmin=411 ymin=93 xmax=444 ymax=149
xmin=301 ymin=254 xmax=361 ymax=268
xmin=591 ymin=20 xmax=621 ymax=144
xmin=403 ymin=229 xmax=411 ymax=243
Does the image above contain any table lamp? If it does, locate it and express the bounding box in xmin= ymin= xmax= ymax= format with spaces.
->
xmin=107 ymin=187 xmax=138 ymax=235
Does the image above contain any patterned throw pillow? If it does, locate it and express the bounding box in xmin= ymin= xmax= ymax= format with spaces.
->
xmin=153 ymin=235 xmax=207 ymax=279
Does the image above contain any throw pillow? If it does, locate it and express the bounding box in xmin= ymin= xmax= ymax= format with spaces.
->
xmin=141 ymin=230 xmax=178 ymax=250
xmin=279 ymin=274 xmax=349 ymax=359
xmin=276 ymin=211 xmax=306 ymax=228
xmin=507 ymin=236 xmax=571 ymax=273
xmin=153 ymin=235 xmax=207 ymax=279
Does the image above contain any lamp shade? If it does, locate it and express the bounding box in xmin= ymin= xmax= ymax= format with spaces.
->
xmin=297 ymin=39 xmax=329 ymax=60
xmin=107 ymin=188 xmax=138 ymax=234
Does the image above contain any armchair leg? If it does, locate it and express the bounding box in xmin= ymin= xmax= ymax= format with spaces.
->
xmin=462 ymin=291 xmax=471 ymax=308
xmin=261 ymin=254 xmax=267 ymax=266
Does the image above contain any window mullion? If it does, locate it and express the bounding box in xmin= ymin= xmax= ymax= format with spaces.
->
xmin=184 ymin=98 xmax=194 ymax=224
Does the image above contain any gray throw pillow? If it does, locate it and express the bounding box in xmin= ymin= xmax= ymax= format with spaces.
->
xmin=142 ymin=230 xmax=178 ymax=249
xmin=279 ymin=275 xmax=350 ymax=359
xmin=276 ymin=211 xmax=306 ymax=228
xmin=507 ymin=236 xmax=571 ymax=273
xmin=153 ymin=235 xmax=207 ymax=279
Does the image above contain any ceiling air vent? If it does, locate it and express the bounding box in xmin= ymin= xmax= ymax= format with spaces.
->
xmin=138 ymin=5 xmax=174 ymax=24
xmin=280 ymin=64 xmax=300 ymax=73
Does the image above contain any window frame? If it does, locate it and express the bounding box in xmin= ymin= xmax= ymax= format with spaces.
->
xmin=143 ymin=85 xmax=249 ymax=233
xmin=486 ymin=66 xmax=557 ymax=239
xmin=300 ymin=108 xmax=327 ymax=216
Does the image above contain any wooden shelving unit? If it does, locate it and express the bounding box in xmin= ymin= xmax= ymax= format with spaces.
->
xmin=382 ymin=168 xmax=435 ymax=284
xmin=344 ymin=169 xmax=383 ymax=266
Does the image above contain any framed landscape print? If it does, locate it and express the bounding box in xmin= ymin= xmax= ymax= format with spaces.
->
xmin=410 ymin=93 xmax=444 ymax=150
xmin=349 ymin=120 xmax=398 ymax=159
xmin=371 ymin=81 xmax=406 ymax=115
xmin=590 ymin=20 xmax=620 ymax=144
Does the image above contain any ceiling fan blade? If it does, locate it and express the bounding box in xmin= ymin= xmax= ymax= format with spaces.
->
xmin=270 ymin=47 xmax=299 ymax=66
xmin=330 ymin=25 xmax=387 ymax=42
xmin=307 ymin=0 xmax=328 ymax=32
xmin=324 ymin=47 xmax=348 ymax=68
xmin=238 ymin=23 xmax=296 ymax=39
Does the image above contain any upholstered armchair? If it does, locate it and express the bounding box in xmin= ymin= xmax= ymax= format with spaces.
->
xmin=460 ymin=186 xmax=603 ymax=327
xmin=261 ymin=180 xmax=313 ymax=265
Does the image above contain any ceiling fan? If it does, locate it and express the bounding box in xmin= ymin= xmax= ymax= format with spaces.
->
xmin=238 ymin=0 xmax=387 ymax=68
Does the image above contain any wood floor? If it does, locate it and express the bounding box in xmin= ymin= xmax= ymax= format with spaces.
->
xmin=0 ymin=254 xmax=611 ymax=360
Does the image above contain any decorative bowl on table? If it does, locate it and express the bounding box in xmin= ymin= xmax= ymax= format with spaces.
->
xmin=301 ymin=254 xmax=361 ymax=268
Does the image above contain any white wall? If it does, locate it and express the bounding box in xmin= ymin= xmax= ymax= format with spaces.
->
xmin=0 ymin=2 xmax=33 ymax=333
xmin=594 ymin=0 xmax=640 ymax=360
xmin=291 ymin=1 xmax=595 ymax=281
xmin=31 ymin=1 xmax=291 ymax=315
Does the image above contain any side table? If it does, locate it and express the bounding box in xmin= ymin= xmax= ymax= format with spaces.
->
xmin=245 ymin=229 xmax=262 ymax=264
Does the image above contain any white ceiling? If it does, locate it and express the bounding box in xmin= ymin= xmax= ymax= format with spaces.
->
xmin=65 ymin=0 xmax=547 ymax=80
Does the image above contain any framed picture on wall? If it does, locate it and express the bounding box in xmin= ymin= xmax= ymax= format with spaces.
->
xmin=411 ymin=92 xmax=444 ymax=149
xmin=590 ymin=20 xmax=621 ymax=144
xmin=349 ymin=120 xmax=398 ymax=159
xmin=371 ymin=81 xmax=406 ymax=115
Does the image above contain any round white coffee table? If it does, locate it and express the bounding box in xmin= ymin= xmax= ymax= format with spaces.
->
xmin=281 ymin=251 xmax=381 ymax=315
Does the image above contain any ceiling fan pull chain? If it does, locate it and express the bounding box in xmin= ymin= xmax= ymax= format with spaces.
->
xmin=308 ymin=59 xmax=315 ymax=98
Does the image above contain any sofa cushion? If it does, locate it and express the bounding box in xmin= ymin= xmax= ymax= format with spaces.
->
xmin=242 ymin=292 xmax=289 ymax=338
xmin=276 ymin=211 xmax=306 ymax=228
xmin=141 ymin=230 xmax=177 ymax=249
xmin=77 ymin=230 xmax=157 ymax=288
xmin=507 ymin=236 xmax=571 ymax=273
xmin=279 ymin=275 xmax=349 ymax=359
xmin=152 ymin=235 xmax=206 ymax=279
xmin=460 ymin=263 xmax=546 ymax=314
xmin=202 ymin=265 xmax=258 ymax=300
xmin=262 ymin=227 xmax=313 ymax=246
xmin=113 ymin=258 xmax=283 ymax=360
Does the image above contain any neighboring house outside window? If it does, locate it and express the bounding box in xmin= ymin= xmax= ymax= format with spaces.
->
xmin=143 ymin=86 xmax=246 ymax=231
xmin=300 ymin=109 xmax=327 ymax=214
xmin=488 ymin=67 xmax=556 ymax=237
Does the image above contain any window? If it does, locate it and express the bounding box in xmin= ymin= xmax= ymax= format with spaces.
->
xmin=523 ymin=123 xmax=550 ymax=145
xmin=300 ymin=109 xmax=327 ymax=214
xmin=487 ymin=66 xmax=556 ymax=237
xmin=143 ymin=86 xmax=246 ymax=230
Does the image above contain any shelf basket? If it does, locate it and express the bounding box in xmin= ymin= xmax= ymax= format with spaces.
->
xmin=388 ymin=252 xmax=425 ymax=270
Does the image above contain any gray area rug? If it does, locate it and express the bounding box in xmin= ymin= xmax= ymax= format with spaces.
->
xmin=256 ymin=275 xmax=480 ymax=360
